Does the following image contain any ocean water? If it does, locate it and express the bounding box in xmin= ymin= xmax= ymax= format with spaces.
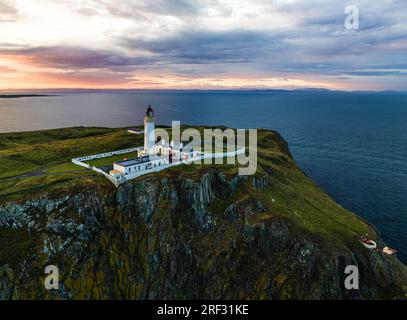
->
xmin=1 ymin=90 xmax=406 ymax=263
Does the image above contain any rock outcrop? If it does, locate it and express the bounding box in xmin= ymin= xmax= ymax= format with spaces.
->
xmin=0 ymin=130 xmax=406 ymax=300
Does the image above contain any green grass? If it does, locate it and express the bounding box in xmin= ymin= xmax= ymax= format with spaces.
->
xmin=46 ymin=162 xmax=84 ymax=173
xmin=0 ymin=127 xmax=144 ymax=180
xmin=85 ymin=152 xmax=139 ymax=167
xmin=0 ymin=171 xmax=94 ymax=199
xmin=0 ymin=125 xmax=376 ymax=251
xmin=0 ymin=125 xmax=405 ymax=301
xmin=0 ymin=126 xmax=145 ymax=201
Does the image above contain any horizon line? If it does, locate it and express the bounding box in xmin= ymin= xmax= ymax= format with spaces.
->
xmin=1 ymin=88 xmax=407 ymax=94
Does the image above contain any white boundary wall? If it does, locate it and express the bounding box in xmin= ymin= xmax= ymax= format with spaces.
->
xmin=71 ymin=147 xmax=142 ymax=187
xmin=120 ymin=148 xmax=246 ymax=182
xmin=73 ymin=147 xmax=142 ymax=162
xmin=72 ymin=147 xmax=245 ymax=187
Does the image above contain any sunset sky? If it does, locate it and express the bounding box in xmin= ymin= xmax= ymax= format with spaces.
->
xmin=0 ymin=0 xmax=406 ymax=91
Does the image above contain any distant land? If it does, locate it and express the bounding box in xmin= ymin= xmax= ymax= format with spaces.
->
xmin=0 ymin=94 xmax=54 ymax=99
xmin=1 ymin=88 xmax=406 ymax=95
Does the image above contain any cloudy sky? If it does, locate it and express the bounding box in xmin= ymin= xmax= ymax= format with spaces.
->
xmin=0 ymin=0 xmax=406 ymax=90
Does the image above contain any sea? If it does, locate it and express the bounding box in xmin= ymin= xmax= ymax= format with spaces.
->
xmin=1 ymin=90 xmax=406 ymax=263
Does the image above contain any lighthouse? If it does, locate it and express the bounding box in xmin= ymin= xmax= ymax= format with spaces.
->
xmin=144 ymin=105 xmax=155 ymax=154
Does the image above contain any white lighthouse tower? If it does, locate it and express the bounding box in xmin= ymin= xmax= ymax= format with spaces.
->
xmin=144 ymin=105 xmax=155 ymax=154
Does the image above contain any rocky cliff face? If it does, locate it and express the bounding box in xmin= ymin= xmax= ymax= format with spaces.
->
xmin=0 ymin=131 xmax=406 ymax=300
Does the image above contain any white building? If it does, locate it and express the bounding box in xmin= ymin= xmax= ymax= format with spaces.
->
xmin=111 ymin=155 xmax=169 ymax=178
xmin=127 ymin=128 xmax=144 ymax=135
xmin=109 ymin=105 xmax=197 ymax=180
xmin=143 ymin=105 xmax=155 ymax=154
xmin=73 ymin=104 xmax=244 ymax=186
xmin=156 ymin=140 xmax=199 ymax=162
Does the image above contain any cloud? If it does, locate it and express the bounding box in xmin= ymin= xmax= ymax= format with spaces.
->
xmin=120 ymin=24 xmax=407 ymax=82
xmin=126 ymin=30 xmax=281 ymax=64
xmin=132 ymin=0 xmax=202 ymax=16
xmin=1 ymin=0 xmax=407 ymax=90
xmin=38 ymin=69 xmax=135 ymax=85
xmin=0 ymin=46 xmax=154 ymax=69
xmin=343 ymin=70 xmax=406 ymax=76
xmin=76 ymin=0 xmax=210 ymax=19
xmin=0 ymin=0 xmax=18 ymax=22
xmin=0 ymin=65 xmax=14 ymax=72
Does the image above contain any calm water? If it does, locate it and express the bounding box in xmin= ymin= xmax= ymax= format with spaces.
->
xmin=1 ymin=91 xmax=406 ymax=262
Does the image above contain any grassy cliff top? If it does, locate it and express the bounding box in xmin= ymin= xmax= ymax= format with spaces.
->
xmin=0 ymin=125 xmax=377 ymax=251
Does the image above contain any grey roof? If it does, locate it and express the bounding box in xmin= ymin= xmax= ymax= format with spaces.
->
xmin=115 ymin=155 xmax=151 ymax=167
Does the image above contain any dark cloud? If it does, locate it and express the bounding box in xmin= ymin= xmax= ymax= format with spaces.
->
xmin=272 ymin=0 xmax=402 ymax=33
xmin=0 ymin=46 xmax=154 ymax=69
xmin=299 ymin=15 xmax=343 ymax=27
xmin=121 ymin=25 xmax=407 ymax=81
xmin=136 ymin=0 xmax=203 ymax=16
xmin=343 ymin=70 xmax=406 ymax=76
xmin=125 ymin=30 xmax=283 ymax=64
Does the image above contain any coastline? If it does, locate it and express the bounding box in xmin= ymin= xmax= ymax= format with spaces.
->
xmin=0 ymin=94 xmax=57 ymax=99
xmin=0 ymin=125 xmax=405 ymax=299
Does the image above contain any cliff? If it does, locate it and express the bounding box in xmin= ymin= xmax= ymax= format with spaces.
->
xmin=0 ymin=127 xmax=406 ymax=299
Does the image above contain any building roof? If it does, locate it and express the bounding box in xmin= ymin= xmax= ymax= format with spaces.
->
xmin=128 ymin=128 xmax=143 ymax=132
xmin=115 ymin=156 xmax=149 ymax=167
xmin=115 ymin=155 xmax=164 ymax=167
xmin=146 ymin=105 xmax=154 ymax=116
xmin=115 ymin=160 xmax=138 ymax=167
xmin=160 ymin=139 xmax=192 ymax=150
